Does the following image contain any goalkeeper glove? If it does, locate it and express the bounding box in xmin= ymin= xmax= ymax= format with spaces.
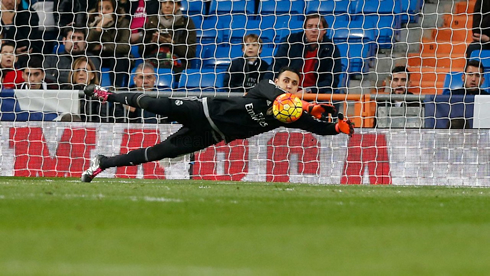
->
xmin=302 ymin=101 xmax=337 ymax=120
xmin=335 ymin=113 xmax=354 ymax=137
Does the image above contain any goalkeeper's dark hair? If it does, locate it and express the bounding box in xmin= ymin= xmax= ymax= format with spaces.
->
xmin=278 ymin=66 xmax=300 ymax=79
xmin=465 ymin=59 xmax=484 ymax=73
xmin=304 ymin=14 xmax=329 ymax=29
xmin=391 ymin=66 xmax=411 ymax=81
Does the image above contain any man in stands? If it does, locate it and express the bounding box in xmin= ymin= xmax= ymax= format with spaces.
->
xmin=114 ymin=62 xmax=162 ymax=123
xmin=451 ymin=60 xmax=489 ymax=95
xmin=384 ymin=66 xmax=420 ymax=107
xmin=18 ymin=55 xmax=58 ymax=90
xmin=44 ymin=28 xmax=101 ymax=87
xmin=265 ymin=14 xmax=341 ymax=94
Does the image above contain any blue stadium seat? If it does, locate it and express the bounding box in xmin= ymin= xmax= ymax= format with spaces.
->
xmin=442 ymin=72 xmax=490 ymax=95
xmin=194 ymin=18 xmax=226 ymax=68
xmin=305 ymin=0 xmax=350 ymax=15
xmin=274 ymin=16 xmax=304 ymax=43
xmin=156 ymin=69 xmax=175 ymax=89
xmin=401 ymin=0 xmax=422 ymax=24
xmin=229 ymin=17 xmax=275 ymax=44
xmin=178 ymin=69 xmax=226 ymax=92
xmin=202 ymin=45 xmax=243 ymax=70
xmin=100 ymin=68 xmax=112 ymax=88
xmin=351 ymin=0 xmax=402 ymax=49
xmin=326 ymin=17 xmax=376 ymax=74
xmin=470 ymin=50 xmax=490 ymax=71
xmin=260 ymin=45 xmax=275 ymax=66
xmin=209 ymin=0 xmax=255 ymax=15
xmin=257 ymin=0 xmax=305 ymax=15
xmin=131 ymin=45 xmax=140 ymax=58
xmin=180 ymin=0 xmax=207 ymax=16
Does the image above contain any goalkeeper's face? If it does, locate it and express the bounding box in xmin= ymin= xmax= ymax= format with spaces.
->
xmin=274 ymin=70 xmax=300 ymax=94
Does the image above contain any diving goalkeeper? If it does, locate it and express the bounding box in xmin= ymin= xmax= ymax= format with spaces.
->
xmin=81 ymin=67 xmax=354 ymax=182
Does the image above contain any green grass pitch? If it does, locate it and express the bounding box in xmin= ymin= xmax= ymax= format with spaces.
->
xmin=1 ymin=177 xmax=490 ymax=275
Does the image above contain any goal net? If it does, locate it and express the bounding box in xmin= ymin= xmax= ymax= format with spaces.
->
xmin=0 ymin=0 xmax=488 ymax=185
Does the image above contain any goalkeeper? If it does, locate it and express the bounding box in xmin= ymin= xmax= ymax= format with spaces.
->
xmin=81 ymin=67 xmax=354 ymax=182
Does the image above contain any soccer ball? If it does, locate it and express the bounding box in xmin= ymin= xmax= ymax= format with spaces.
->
xmin=272 ymin=93 xmax=303 ymax=123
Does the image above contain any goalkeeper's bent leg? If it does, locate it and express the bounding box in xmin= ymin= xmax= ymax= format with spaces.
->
xmin=107 ymin=93 xmax=171 ymax=116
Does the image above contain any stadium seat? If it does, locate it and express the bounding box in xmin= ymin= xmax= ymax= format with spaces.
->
xmin=270 ymin=16 xmax=304 ymax=44
xmin=401 ymin=0 xmax=422 ymax=24
xmin=260 ymin=45 xmax=275 ymax=66
xmin=470 ymin=50 xmax=490 ymax=72
xmin=327 ymin=18 xmax=376 ymax=74
xmin=180 ymin=0 xmax=207 ymax=16
xmin=178 ymin=69 xmax=226 ymax=92
xmin=202 ymin=45 xmax=243 ymax=70
xmin=100 ymin=68 xmax=112 ymax=88
xmin=194 ymin=18 xmax=226 ymax=68
xmin=209 ymin=0 xmax=255 ymax=16
xmin=229 ymin=17 xmax=275 ymax=44
xmin=257 ymin=0 xmax=305 ymax=15
xmin=351 ymin=0 xmax=402 ymax=49
xmin=131 ymin=45 xmax=140 ymax=59
xmin=441 ymin=72 xmax=490 ymax=95
xmin=305 ymin=0 xmax=350 ymax=15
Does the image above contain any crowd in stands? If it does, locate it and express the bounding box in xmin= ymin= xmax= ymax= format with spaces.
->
xmin=0 ymin=0 xmax=488 ymax=125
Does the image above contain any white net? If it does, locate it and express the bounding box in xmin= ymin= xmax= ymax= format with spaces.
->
xmin=0 ymin=0 xmax=489 ymax=185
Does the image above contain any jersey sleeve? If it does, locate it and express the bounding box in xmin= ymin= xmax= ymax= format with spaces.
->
xmin=245 ymin=79 xmax=286 ymax=101
xmin=285 ymin=112 xmax=340 ymax=136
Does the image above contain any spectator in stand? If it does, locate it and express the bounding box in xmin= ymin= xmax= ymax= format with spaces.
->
xmin=114 ymin=62 xmax=161 ymax=123
xmin=127 ymin=0 xmax=159 ymax=44
xmin=87 ymin=0 xmax=130 ymax=87
xmin=0 ymin=40 xmax=22 ymax=87
xmin=466 ymin=0 xmax=490 ymax=58
xmin=44 ymin=27 xmax=101 ymax=87
xmin=224 ymin=34 xmax=269 ymax=93
xmin=451 ymin=60 xmax=489 ymax=95
xmin=265 ymin=13 xmax=341 ymax=94
xmin=17 ymin=55 xmax=58 ymax=90
xmin=62 ymin=56 xmax=99 ymax=90
xmin=0 ymin=0 xmax=42 ymax=67
xmin=63 ymin=56 xmax=109 ymax=123
xmin=380 ymin=66 xmax=421 ymax=107
xmin=139 ymin=0 xmax=196 ymax=73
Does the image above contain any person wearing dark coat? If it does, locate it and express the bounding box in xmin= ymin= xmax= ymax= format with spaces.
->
xmin=264 ymin=14 xmax=342 ymax=94
xmin=224 ymin=34 xmax=269 ymax=93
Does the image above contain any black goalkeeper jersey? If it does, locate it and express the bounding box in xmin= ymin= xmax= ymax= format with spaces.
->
xmin=205 ymin=79 xmax=339 ymax=142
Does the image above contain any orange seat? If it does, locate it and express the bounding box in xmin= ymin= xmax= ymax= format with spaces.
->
xmin=432 ymin=28 xmax=473 ymax=42
xmin=420 ymin=38 xmax=469 ymax=55
xmin=407 ymin=53 xmax=467 ymax=68
xmin=442 ymin=14 xmax=473 ymax=28
xmin=455 ymin=0 xmax=476 ymax=14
